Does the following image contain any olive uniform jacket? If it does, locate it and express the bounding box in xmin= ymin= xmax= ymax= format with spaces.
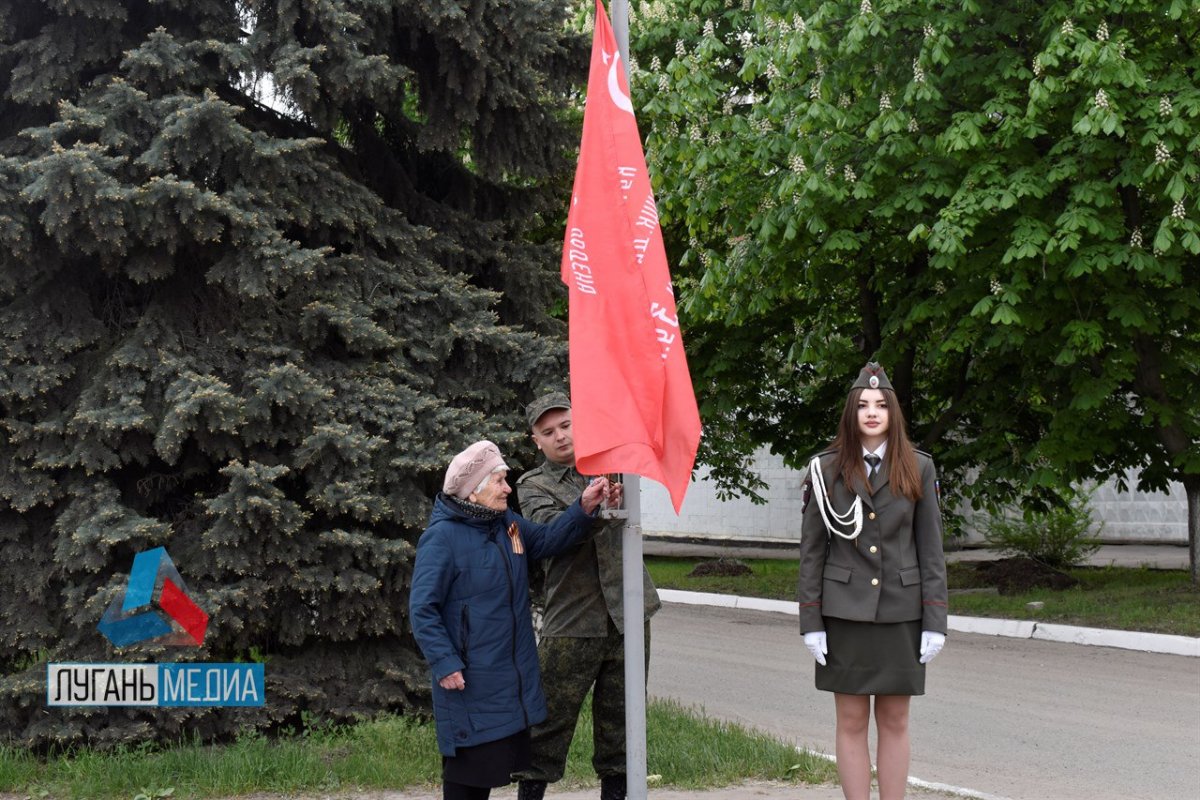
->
xmin=797 ymin=448 xmax=948 ymax=635
xmin=518 ymin=459 xmax=660 ymax=637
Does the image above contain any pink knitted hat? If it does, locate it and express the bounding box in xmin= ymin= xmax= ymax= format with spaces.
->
xmin=443 ymin=440 xmax=508 ymax=499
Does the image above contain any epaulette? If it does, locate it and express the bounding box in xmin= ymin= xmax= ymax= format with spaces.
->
xmin=915 ymin=448 xmax=933 ymax=459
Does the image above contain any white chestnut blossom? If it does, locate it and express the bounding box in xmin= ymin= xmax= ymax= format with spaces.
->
xmin=1155 ymin=141 xmax=1171 ymax=164
xmin=1172 ymin=200 xmax=1187 ymax=220
xmin=1097 ymin=21 xmax=1109 ymax=41
xmin=1129 ymin=227 xmax=1143 ymax=248
xmin=1159 ymin=96 xmax=1173 ymax=117
xmin=1094 ymin=89 xmax=1109 ymax=109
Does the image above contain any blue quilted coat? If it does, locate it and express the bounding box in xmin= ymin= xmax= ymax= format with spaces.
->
xmin=409 ymin=493 xmax=595 ymax=755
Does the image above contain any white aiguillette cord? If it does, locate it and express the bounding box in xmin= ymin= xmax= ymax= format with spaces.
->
xmin=807 ymin=455 xmax=863 ymax=540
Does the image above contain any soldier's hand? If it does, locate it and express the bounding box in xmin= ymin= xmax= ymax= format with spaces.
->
xmin=605 ymin=480 xmax=623 ymax=509
xmin=581 ymin=477 xmax=609 ymax=514
xmin=439 ymin=670 xmax=465 ymax=690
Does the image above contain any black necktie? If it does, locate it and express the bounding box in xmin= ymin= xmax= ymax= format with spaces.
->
xmin=864 ymin=454 xmax=881 ymax=477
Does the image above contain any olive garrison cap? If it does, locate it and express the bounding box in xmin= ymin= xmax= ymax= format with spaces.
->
xmin=851 ymin=362 xmax=895 ymax=392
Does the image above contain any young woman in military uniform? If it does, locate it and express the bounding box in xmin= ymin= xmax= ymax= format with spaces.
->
xmin=797 ymin=363 xmax=948 ymax=800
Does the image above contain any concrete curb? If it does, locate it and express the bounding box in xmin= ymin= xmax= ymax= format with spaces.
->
xmin=659 ymin=589 xmax=1200 ymax=657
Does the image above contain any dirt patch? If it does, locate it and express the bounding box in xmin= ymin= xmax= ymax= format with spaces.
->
xmin=972 ymin=557 xmax=1078 ymax=595
xmin=688 ymin=557 xmax=753 ymax=578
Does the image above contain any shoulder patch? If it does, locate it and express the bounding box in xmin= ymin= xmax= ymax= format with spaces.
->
xmin=802 ymin=474 xmax=813 ymax=512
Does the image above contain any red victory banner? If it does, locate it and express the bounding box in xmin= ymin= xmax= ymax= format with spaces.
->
xmin=562 ymin=0 xmax=700 ymax=512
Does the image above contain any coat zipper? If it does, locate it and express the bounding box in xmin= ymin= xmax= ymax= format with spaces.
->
xmin=460 ymin=605 xmax=470 ymax=668
xmin=491 ymin=534 xmax=528 ymax=728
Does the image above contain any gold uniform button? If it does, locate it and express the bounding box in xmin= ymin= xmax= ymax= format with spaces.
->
xmin=868 ymin=512 xmax=876 ymax=520
xmin=871 ymin=578 xmax=879 ymax=586
xmin=869 ymin=545 xmax=878 ymax=554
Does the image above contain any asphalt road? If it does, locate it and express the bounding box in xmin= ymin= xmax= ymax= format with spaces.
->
xmin=647 ymin=603 xmax=1200 ymax=800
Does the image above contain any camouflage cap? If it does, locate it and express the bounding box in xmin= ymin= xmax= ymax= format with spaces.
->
xmin=851 ymin=362 xmax=894 ymax=392
xmin=525 ymin=391 xmax=571 ymax=429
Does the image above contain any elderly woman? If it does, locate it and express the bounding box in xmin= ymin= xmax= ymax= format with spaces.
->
xmin=410 ymin=440 xmax=618 ymax=800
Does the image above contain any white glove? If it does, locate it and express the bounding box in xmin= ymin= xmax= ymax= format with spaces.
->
xmin=803 ymin=631 xmax=828 ymax=666
xmin=919 ymin=631 xmax=946 ymax=664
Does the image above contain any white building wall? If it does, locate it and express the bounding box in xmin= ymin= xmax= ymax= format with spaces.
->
xmin=641 ymin=449 xmax=1188 ymax=545
xmin=1088 ymin=471 xmax=1190 ymax=542
xmin=641 ymin=447 xmax=807 ymax=541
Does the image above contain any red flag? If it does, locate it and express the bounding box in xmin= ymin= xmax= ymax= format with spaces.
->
xmin=562 ymin=0 xmax=700 ymax=512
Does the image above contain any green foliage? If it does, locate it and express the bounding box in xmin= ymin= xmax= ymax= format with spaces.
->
xmin=0 ymin=0 xmax=583 ymax=748
xmin=947 ymin=563 xmax=1200 ymax=635
xmin=981 ymin=492 xmax=1103 ymax=568
xmin=0 ymin=700 xmax=836 ymax=796
xmin=629 ymin=1 xmax=1200 ymax=530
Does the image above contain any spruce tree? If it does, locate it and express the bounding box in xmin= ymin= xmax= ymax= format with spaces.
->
xmin=0 ymin=0 xmax=580 ymax=747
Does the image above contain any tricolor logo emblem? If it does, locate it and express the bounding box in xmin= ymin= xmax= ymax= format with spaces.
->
xmin=98 ymin=547 xmax=209 ymax=647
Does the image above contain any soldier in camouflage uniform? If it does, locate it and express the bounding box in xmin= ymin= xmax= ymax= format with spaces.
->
xmin=513 ymin=392 xmax=661 ymax=800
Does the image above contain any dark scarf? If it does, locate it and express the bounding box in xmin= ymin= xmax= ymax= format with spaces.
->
xmin=442 ymin=493 xmax=504 ymax=522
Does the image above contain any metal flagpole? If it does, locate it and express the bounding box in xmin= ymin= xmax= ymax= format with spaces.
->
xmin=619 ymin=475 xmax=646 ymax=800
xmin=606 ymin=5 xmax=648 ymax=799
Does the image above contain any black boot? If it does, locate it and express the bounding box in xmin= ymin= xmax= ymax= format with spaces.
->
xmin=600 ymin=775 xmax=626 ymax=800
xmin=517 ymin=780 xmax=547 ymax=800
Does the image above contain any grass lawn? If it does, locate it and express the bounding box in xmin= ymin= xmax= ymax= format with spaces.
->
xmin=646 ymin=557 xmax=1200 ymax=638
xmin=0 ymin=697 xmax=836 ymax=798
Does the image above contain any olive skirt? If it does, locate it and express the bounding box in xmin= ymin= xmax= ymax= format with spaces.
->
xmin=442 ymin=727 xmax=531 ymax=788
xmin=815 ymin=618 xmax=925 ymax=696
